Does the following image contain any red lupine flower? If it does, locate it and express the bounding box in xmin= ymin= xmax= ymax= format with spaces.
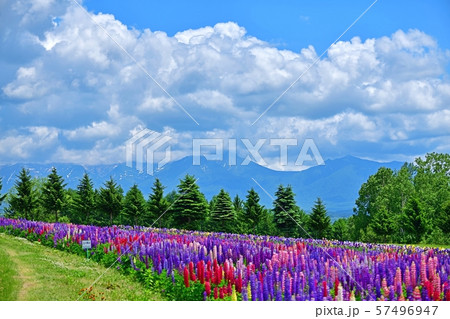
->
xmin=236 ymin=273 xmax=243 ymax=293
xmin=323 ymin=281 xmax=328 ymax=297
xmin=219 ymin=287 xmax=224 ymax=299
xmin=334 ymin=278 xmax=339 ymax=296
xmin=197 ymin=261 xmax=205 ymax=284
xmin=205 ymin=281 xmax=211 ymax=296
xmin=189 ymin=261 xmax=196 ymax=281
xmin=214 ymin=287 xmax=218 ymax=299
xmin=433 ymin=290 xmax=440 ymax=301
xmin=227 ymin=282 xmax=232 ymax=296
xmin=445 ymin=288 xmax=450 ymax=301
xmin=183 ymin=266 xmax=190 ymax=288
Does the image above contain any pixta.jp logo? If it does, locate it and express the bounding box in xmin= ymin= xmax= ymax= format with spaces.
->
xmin=126 ymin=129 xmax=171 ymax=176
xmin=126 ymin=129 xmax=325 ymax=176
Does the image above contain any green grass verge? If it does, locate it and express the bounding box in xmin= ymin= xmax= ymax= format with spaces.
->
xmin=0 ymin=241 xmax=20 ymax=300
xmin=0 ymin=233 xmax=164 ymax=301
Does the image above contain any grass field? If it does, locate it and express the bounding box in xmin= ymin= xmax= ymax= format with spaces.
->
xmin=0 ymin=233 xmax=164 ymax=301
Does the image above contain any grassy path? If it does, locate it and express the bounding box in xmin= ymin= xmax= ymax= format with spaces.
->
xmin=0 ymin=234 xmax=164 ymax=301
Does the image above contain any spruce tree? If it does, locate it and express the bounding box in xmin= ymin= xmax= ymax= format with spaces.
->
xmin=71 ymin=173 xmax=95 ymax=224
xmin=0 ymin=177 xmax=6 ymax=206
xmin=243 ymin=188 xmax=264 ymax=234
xmin=273 ymin=185 xmax=303 ymax=238
xmin=7 ymin=168 xmax=38 ymax=220
xmin=121 ymin=184 xmax=146 ymax=226
xmin=210 ymin=189 xmax=235 ymax=233
xmin=42 ymin=167 xmax=67 ymax=222
xmin=97 ymin=177 xmax=123 ymax=226
xmin=232 ymin=194 xmax=245 ymax=233
xmin=171 ymin=175 xmax=208 ymax=231
xmin=147 ymin=178 xmax=170 ymax=228
xmin=309 ymin=198 xmax=331 ymax=239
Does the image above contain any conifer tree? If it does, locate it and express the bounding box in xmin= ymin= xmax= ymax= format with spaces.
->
xmin=171 ymin=175 xmax=208 ymax=231
xmin=147 ymin=178 xmax=170 ymax=228
xmin=309 ymin=198 xmax=331 ymax=239
xmin=243 ymin=188 xmax=264 ymax=234
xmin=273 ymin=185 xmax=303 ymax=237
xmin=7 ymin=168 xmax=38 ymax=220
xmin=71 ymin=173 xmax=95 ymax=224
xmin=210 ymin=189 xmax=235 ymax=233
xmin=0 ymin=177 xmax=6 ymax=207
xmin=41 ymin=167 xmax=67 ymax=222
xmin=121 ymin=184 xmax=146 ymax=226
xmin=97 ymin=177 xmax=123 ymax=226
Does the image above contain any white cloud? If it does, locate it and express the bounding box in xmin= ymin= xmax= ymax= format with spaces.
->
xmin=0 ymin=0 xmax=449 ymax=166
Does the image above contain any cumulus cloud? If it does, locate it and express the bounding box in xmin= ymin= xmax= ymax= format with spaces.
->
xmin=0 ymin=0 xmax=449 ymax=167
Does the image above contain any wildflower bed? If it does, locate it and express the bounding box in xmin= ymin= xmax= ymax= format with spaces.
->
xmin=0 ymin=217 xmax=449 ymax=301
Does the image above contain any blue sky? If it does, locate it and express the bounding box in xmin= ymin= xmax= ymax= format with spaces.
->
xmin=84 ymin=0 xmax=450 ymax=54
xmin=0 ymin=0 xmax=449 ymax=169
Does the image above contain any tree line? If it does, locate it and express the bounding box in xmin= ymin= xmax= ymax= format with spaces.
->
xmin=0 ymin=152 xmax=448 ymax=244
xmin=0 ymin=169 xmax=332 ymax=239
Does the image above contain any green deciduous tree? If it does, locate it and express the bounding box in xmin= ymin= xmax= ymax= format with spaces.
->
xmin=309 ymin=198 xmax=331 ymax=239
xmin=401 ymin=196 xmax=427 ymax=243
xmin=209 ymin=189 xmax=236 ymax=233
xmin=171 ymin=175 xmax=208 ymax=231
xmin=370 ymin=207 xmax=395 ymax=243
xmin=331 ymin=218 xmax=350 ymax=241
xmin=97 ymin=177 xmax=123 ymax=226
xmin=352 ymin=167 xmax=394 ymax=240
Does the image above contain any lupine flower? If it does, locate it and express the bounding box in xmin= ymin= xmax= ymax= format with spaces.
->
xmin=1 ymin=217 xmax=449 ymax=302
xmin=205 ymin=281 xmax=211 ymax=296
xmin=183 ymin=266 xmax=190 ymax=288
xmin=411 ymin=262 xmax=417 ymax=287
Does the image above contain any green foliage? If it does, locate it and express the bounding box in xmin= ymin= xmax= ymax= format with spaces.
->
xmin=401 ymin=196 xmax=428 ymax=243
xmin=209 ymin=189 xmax=236 ymax=233
xmin=6 ymin=168 xmax=39 ymax=220
xmin=146 ymin=178 xmax=170 ymax=228
xmin=370 ymin=207 xmax=395 ymax=243
xmin=144 ymin=270 xmax=204 ymax=301
xmin=0 ymin=177 xmax=7 ymax=207
xmin=309 ymin=198 xmax=331 ymax=239
xmin=272 ymin=185 xmax=306 ymax=238
xmin=41 ymin=167 xmax=67 ymax=222
xmin=121 ymin=184 xmax=146 ymax=226
xmin=351 ymin=152 xmax=449 ymax=244
xmin=97 ymin=177 xmax=123 ymax=226
xmin=241 ymin=188 xmax=264 ymax=234
xmin=70 ymin=173 xmax=96 ymax=224
xmin=331 ymin=218 xmax=350 ymax=241
xmin=171 ymin=175 xmax=208 ymax=231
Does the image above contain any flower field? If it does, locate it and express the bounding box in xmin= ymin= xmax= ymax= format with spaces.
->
xmin=0 ymin=217 xmax=449 ymax=301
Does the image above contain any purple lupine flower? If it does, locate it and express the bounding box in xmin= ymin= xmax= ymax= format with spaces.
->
xmin=284 ymin=275 xmax=291 ymax=301
xmin=275 ymin=285 xmax=283 ymax=301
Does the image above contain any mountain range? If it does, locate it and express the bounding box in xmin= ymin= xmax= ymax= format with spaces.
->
xmin=0 ymin=156 xmax=404 ymax=219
